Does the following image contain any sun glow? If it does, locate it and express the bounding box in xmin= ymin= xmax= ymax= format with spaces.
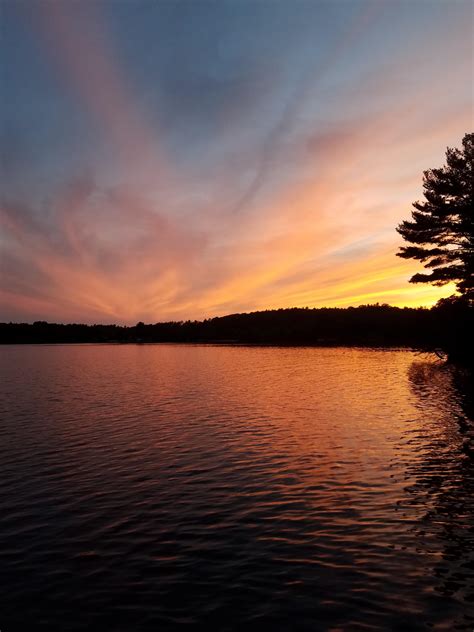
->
xmin=1 ymin=1 xmax=471 ymax=323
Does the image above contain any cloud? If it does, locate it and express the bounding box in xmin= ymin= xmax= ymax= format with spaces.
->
xmin=1 ymin=180 xmax=210 ymax=322
xmin=1 ymin=0 xmax=470 ymax=322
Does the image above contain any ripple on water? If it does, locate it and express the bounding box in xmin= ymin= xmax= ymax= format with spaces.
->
xmin=0 ymin=345 xmax=473 ymax=631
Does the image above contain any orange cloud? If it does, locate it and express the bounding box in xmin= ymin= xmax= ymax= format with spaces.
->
xmin=1 ymin=2 xmax=470 ymax=323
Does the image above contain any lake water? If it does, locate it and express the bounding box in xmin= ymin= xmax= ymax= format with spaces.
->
xmin=1 ymin=345 xmax=473 ymax=631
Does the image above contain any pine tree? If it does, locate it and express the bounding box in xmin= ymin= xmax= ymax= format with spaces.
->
xmin=396 ymin=133 xmax=473 ymax=302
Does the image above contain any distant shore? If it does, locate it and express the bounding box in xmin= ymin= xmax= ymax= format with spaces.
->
xmin=1 ymin=303 xmax=472 ymax=366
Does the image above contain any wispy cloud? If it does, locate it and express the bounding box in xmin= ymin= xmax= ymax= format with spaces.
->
xmin=0 ymin=0 xmax=470 ymax=322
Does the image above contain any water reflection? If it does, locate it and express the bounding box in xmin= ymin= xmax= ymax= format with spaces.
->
xmin=406 ymin=360 xmax=474 ymax=630
xmin=0 ymin=346 xmax=473 ymax=630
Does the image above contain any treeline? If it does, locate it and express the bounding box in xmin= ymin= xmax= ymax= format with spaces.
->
xmin=1 ymin=301 xmax=471 ymax=362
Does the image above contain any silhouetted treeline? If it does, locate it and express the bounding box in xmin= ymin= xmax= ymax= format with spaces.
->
xmin=1 ymin=302 xmax=472 ymax=364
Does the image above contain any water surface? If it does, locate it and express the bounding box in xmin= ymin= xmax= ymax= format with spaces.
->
xmin=1 ymin=345 xmax=473 ymax=630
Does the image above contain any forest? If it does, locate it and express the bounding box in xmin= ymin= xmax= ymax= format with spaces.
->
xmin=1 ymin=300 xmax=471 ymax=364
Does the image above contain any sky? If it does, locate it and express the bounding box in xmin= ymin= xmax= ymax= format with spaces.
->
xmin=0 ymin=0 xmax=472 ymax=324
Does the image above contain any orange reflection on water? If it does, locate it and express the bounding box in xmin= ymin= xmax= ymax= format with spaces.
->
xmin=1 ymin=344 xmax=472 ymax=628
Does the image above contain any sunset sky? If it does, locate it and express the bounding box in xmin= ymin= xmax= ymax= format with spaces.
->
xmin=1 ymin=0 xmax=472 ymax=324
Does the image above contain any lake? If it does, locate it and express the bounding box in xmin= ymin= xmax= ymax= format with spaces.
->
xmin=0 ymin=345 xmax=473 ymax=630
